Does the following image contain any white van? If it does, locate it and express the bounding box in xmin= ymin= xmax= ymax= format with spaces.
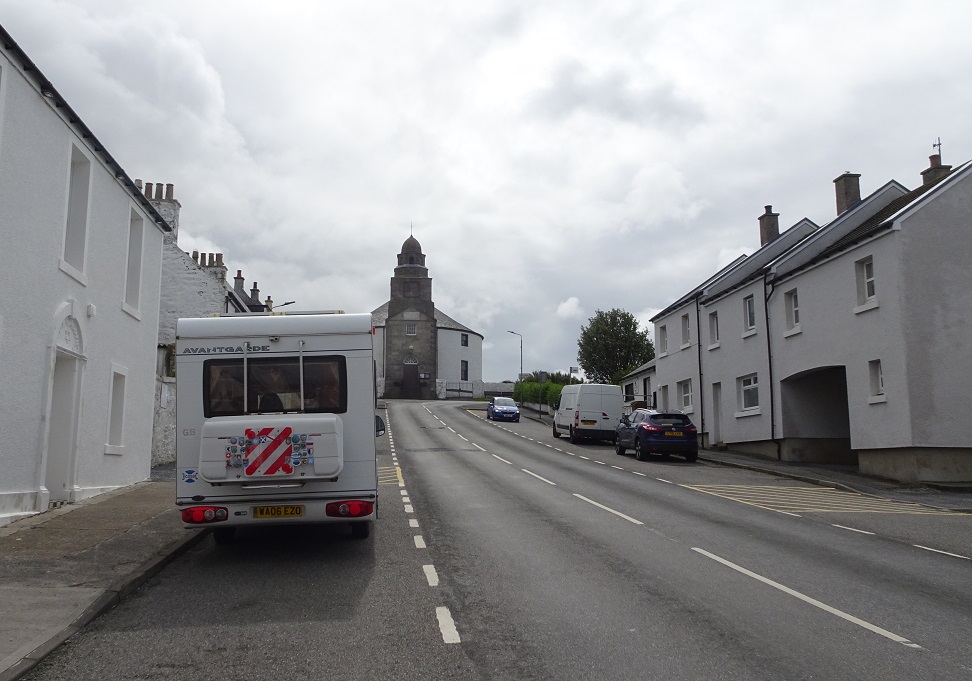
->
xmin=175 ymin=311 xmax=384 ymax=543
xmin=551 ymin=383 xmax=624 ymax=444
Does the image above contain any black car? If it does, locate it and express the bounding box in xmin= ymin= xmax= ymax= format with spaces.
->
xmin=487 ymin=397 xmax=520 ymax=422
xmin=614 ymin=409 xmax=698 ymax=462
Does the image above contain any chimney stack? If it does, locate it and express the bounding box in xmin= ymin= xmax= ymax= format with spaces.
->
xmin=758 ymin=205 xmax=780 ymax=246
xmin=250 ymin=283 xmax=260 ymax=302
xmin=920 ymin=154 xmax=952 ymax=186
xmin=234 ymin=270 xmax=245 ymax=295
xmin=834 ymin=171 xmax=861 ymax=215
xmin=191 ymin=250 xmax=199 ymax=264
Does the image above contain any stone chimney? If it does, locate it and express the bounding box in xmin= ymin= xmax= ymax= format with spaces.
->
xmin=136 ymin=179 xmax=182 ymax=243
xmin=250 ymin=282 xmax=260 ymax=303
xmin=265 ymin=297 xmax=274 ymax=311
xmin=920 ymin=154 xmax=952 ymax=186
xmin=833 ymin=172 xmax=861 ymax=215
xmin=234 ymin=269 xmax=245 ymax=296
xmin=758 ymin=205 xmax=780 ymax=246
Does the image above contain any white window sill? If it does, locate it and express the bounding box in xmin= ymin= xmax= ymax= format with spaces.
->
xmin=121 ymin=302 xmax=141 ymax=321
xmin=657 ymin=351 xmax=668 ymax=358
xmin=59 ymin=259 xmax=88 ymax=286
xmin=680 ymin=343 xmax=691 ymax=350
xmin=707 ymin=342 xmax=721 ymax=351
xmin=868 ymin=394 xmax=887 ymax=405
xmin=735 ymin=408 xmax=761 ymax=418
xmin=104 ymin=444 xmax=126 ymax=456
xmin=681 ymin=406 xmax=694 ymax=414
xmin=783 ymin=325 xmax=802 ymax=338
xmin=742 ymin=329 xmax=757 ymax=339
xmin=854 ymin=299 xmax=879 ymax=315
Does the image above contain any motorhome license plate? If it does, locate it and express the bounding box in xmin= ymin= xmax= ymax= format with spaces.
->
xmin=253 ymin=505 xmax=304 ymax=519
xmin=665 ymin=431 xmax=683 ymax=437
xmin=581 ymin=420 xmax=597 ymax=426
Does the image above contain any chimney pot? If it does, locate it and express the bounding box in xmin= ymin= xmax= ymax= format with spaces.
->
xmin=165 ymin=183 xmax=175 ymax=200
xmin=144 ymin=182 xmax=153 ymax=198
xmin=921 ymin=154 xmax=952 ymax=186
xmin=134 ymin=179 xmax=143 ymax=190
xmin=192 ymin=250 xmax=199 ymax=264
xmin=216 ymin=253 xmax=224 ymax=267
xmin=833 ymin=172 xmax=862 ymax=215
xmin=154 ymin=183 xmax=164 ymax=200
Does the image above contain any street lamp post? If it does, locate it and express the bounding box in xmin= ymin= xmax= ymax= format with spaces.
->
xmin=507 ymin=330 xmax=522 ymax=400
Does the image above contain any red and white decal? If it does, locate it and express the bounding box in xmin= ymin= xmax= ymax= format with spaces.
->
xmin=244 ymin=426 xmax=294 ymax=476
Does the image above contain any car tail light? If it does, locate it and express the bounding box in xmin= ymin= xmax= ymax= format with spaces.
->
xmin=182 ymin=506 xmax=229 ymax=524
xmin=640 ymin=423 xmax=663 ymax=433
xmin=685 ymin=424 xmax=698 ymax=433
xmin=326 ymin=500 xmax=374 ymax=518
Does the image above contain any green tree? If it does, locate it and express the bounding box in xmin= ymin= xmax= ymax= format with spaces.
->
xmin=577 ymin=308 xmax=654 ymax=384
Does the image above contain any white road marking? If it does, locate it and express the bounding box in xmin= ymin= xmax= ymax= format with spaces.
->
xmin=414 ymin=535 xmax=426 ymax=549
xmin=521 ymin=469 xmax=556 ymax=485
xmin=594 ymin=461 xmax=607 ymax=466
xmin=472 ymin=442 xmax=486 ymax=451
xmin=579 ymin=456 xmax=590 ymax=460
xmin=777 ymin=511 xmax=802 ymax=517
xmin=447 ymin=427 xmax=456 ymax=433
xmin=656 ymin=478 xmax=673 ymax=484
xmin=403 ymin=497 xmax=411 ymax=503
xmin=632 ymin=471 xmax=647 ymax=477
xmin=436 ymin=606 xmax=461 ymax=644
xmin=404 ymin=504 xmax=414 ymax=513
xmin=914 ymin=545 xmax=971 ymax=560
xmin=400 ymin=490 xmax=408 ymax=496
xmin=409 ymin=519 xmax=419 ymax=528
xmin=423 ymin=564 xmax=439 ymax=586
xmin=692 ymin=548 xmax=922 ymax=649
xmin=832 ymin=524 xmax=875 ymax=535
xmin=611 ymin=465 xmax=624 ymax=470
xmin=458 ymin=433 xmax=468 ymax=442
xmin=492 ymin=454 xmax=513 ymax=464
xmin=573 ymin=494 xmax=644 ymax=525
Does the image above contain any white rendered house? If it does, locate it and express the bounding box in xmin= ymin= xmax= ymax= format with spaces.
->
xmin=0 ymin=25 xmax=170 ymax=524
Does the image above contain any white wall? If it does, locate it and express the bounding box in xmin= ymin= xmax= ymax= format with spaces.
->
xmin=0 ymin=46 xmax=165 ymax=523
xmin=653 ymin=302 xmax=700 ymax=416
xmin=436 ymin=328 xmax=483 ymax=383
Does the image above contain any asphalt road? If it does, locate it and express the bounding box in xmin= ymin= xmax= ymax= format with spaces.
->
xmin=22 ymin=400 xmax=972 ymax=680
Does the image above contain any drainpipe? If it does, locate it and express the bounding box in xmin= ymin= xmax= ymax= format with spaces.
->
xmin=694 ymin=294 xmax=705 ymax=448
xmin=763 ymin=271 xmax=782 ymax=460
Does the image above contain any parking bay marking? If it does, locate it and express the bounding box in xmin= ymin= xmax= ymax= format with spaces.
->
xmin=681 ymin=484 xmax=957 ymax=515
xmin=692 ymin=548 xmax=922 ymax=649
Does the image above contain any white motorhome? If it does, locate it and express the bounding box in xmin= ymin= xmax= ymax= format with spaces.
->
xmin=551 ymin=383 xmax=624 ymax=444
xmin=175 ymin=312 xmax=384 ymax=543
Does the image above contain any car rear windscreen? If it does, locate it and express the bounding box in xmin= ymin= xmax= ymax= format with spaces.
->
xmin=648 ymin=414 xmax=692 ymax=427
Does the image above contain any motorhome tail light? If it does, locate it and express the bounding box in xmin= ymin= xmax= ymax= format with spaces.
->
xmin=326 ymin=500 xmax=374 ymax=518
xmin=182 ymin=506 xmax=229 ymax=524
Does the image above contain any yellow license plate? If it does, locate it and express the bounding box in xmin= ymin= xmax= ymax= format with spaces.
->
xmin=581 ymin=420 xmax=597 ymax=426
xmin=253 ymin=505 xmax=304 ymax=519
xmin=665 ymin=431 xmax=683 ymax=437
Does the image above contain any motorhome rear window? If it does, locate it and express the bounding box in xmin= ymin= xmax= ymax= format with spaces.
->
xmin=203 ymin=356 xmax=347 ymax=417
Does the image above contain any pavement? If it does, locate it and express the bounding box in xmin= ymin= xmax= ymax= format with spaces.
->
xmin=1 ymin=426 xmax=970 ymax=681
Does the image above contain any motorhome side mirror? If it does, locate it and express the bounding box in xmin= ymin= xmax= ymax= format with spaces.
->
xmin=375 ymin=415 xmax=386 ymax=437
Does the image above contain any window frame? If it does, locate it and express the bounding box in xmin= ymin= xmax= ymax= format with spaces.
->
xmin=123 ymin=208 xmax=144 ymax=316
xmin=657 ymin=325 xmax=668 ymax=355
xmin=677 ymin=378 xmax=693 ymax=411
xmin=405 ymin=323 xmax=417 ymax=336
xmin=708 ymin=311 xmax=720 ymax=348
xmin=738 ymin=373 xmax=759 ymax=411
xmin=743 ymin=295 xmax=756 ymax=332
xmin=460 ymin=333 xmax=469 ymax=347
xmin=460 ymin=359 xmax=469 ymax=381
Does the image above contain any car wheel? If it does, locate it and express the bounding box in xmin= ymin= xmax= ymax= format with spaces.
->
xmin=552 ymin=422 xmax=560 ymax=438
xmin=615 ymin=440 xmax=626 ymax=456
xmin=685 ymin=450 xmax=698 ymax=463
xmin=569 ymin=427 xmax=580 ymax=444
xmin=634 ymin=440 xmax=648 ymax=461
xmin=514 ymin=417 xmax=520 ymax=423
xmin=213 ymin=527 xmax=236 ymax=545
xmin=350 ymin=522 xmax=371 ymax=539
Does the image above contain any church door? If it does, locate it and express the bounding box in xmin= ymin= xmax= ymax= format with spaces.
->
xmin=402 ymin=364 xmax=420 ymax=399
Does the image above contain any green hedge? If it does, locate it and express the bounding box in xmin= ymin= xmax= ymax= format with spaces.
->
xmin=512 ymin=382 xmax=566 ymax=409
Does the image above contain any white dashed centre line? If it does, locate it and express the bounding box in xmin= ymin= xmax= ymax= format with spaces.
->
xmin=914 ymin=545 xmax=970 ymax=560
xmin=414 ymin=535 xmax=426 ymax=549
xmin=409 ymin=519 xmax=419 ymax=528
xmin=492 ymin=454 xmax=513 ymax=465
xmin=402 ymin=497 xmax=411 ymax=503
xmin=611 ymin=466 xmax=624 ymax=470
xmin=521 ymin=469 xmax=556 ymax=485
xmin=832 ymin=524 xmax=874 ymax=535
xmin=423 ymin=564 xmax=439 ymax=586
xmin=404 ymin=505 xmax=414 ymax=513
xmin=573 ymin=494 xmax=644 ymax=525
xmin=436 ymin=606 xmax=461 ymax=644
xmin=656 ymin=478 xmax=673 ymax=484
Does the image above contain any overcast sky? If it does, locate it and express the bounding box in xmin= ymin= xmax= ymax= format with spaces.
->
xmin=3 ymin=1 xmax=970 ymax=381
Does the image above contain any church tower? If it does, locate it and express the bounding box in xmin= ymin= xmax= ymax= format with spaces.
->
xmin=384 ymin=236 xmax=437 ymax=398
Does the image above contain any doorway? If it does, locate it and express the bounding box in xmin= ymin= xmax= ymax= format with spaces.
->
xmin=710 ymin=382 xmax=722 ymax=446
xmin=402 ymin=364 xmax=420 ymax=399
xmin=46 ymin=349 xmax=82 ymax=503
